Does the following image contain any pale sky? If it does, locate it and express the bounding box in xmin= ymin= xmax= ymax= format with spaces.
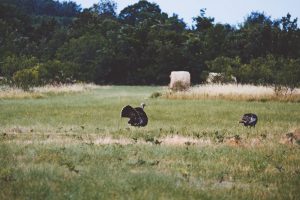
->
xmin=69 ymin=0 xmax=300 ymax=26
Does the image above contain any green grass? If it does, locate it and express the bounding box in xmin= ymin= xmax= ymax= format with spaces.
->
xmin=0 ymin=86 xmax=300 ymax=199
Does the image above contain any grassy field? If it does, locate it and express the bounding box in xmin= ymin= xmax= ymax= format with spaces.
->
xmin=0 ymin=85 xmax=299 ymax=199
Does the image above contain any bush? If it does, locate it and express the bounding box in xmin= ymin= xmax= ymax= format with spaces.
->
xmin=150 ymin=92 xmax=162 ymax=98
xmin=1 ymin=55 xmax=39 ymax=78
xmin=274 ymin=58 xmax=300 ymax=94
xmin=13 ymin=66 xmax=40 ymax=91
xmin=206 ymin=56 xmax=241 ymax=82
xmin=38 ymin=60 xmax=76 ymax=84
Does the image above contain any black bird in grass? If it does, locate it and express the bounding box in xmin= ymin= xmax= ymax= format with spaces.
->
xmin=121 ymin=103 xmax=148 ymax=127
xmin=239 ymin=113 xmax=258 ymax=127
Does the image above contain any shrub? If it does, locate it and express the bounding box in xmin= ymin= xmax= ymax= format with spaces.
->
xmin=206 ymin=56 xmax=241 ymax=83
xmin=274 ymin=58 xmax=300 ymax=94
xmin=1 ymin=55 xmax=39 ymax=78
xmin=13 ymin=66 xmax=40 ymax=91
xmin=38 ymin=60 xmax=76 ymax=84
xmin=150 ymin=92 xmax=162 ymax=98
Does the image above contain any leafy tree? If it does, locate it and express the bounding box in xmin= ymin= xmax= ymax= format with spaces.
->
xmin=90 ymin=0 xmax=117 ymax=19
xmin=0 ymin=0 xmax=81 ymax=17
xmin=239 ymin=56 xmax=276 ymax=84
xmin=193 ymin=9 xmax=214 ymax=32
xmin=119 ymin=0 xmax=167 ymax=26
xmin=56 ymin=34 xmax=105 ymax=81
xmin=277 ymin=13 xmax=300 ymax=58
xmin=234 ymin=12 xmax=274 ymax=62
xmin=0 ymin=3 xmax=33 ymax=58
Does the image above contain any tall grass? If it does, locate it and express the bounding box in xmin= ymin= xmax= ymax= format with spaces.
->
xmin=0 ymin=83 xmax=101 ymax=99
xmin=163 ymin=84 xmax=300 ymax=102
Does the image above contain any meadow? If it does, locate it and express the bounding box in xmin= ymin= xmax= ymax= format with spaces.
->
xmin=0 ymin=85 xmax=299 ymax=199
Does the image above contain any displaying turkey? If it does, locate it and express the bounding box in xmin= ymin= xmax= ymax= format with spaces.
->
xmin=239 ymin=113 xmax=258 ymax=127
xmin=121 ymin=103 xmax=148 ymax=127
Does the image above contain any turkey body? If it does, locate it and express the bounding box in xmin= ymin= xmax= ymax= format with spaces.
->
xmin=239 ymin=113 xmax=258 ymax=127
xmin=121 ymin=104 xmax=148 ymax=127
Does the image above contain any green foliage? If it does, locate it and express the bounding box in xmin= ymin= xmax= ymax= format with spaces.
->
xmin=90 ymin=0 xmax=117 ymax=18
xmin=206 ymin=56 xmax=241 ymax=83
xmin=205 ymin=54 xmax=300 ymax=92
xmin=119 ymin=0 xmax=166 ymax=25
xmin=238 ymin=55 xmax=277 ymax=84
xmin=150 ymin=91 xmax=162 ymax=98
xmin=274 ymin=58 xmax=300 ymax=93
xmin=1 ymin=0 xmax=81 ymax=17
xmin=38 ymin=60 xmax=76 ymax=84
xmin=1 ymin=55 xmax=39 ymax=78
xmin=12 ymin=66 xmax=40 ymax=90
xmin=193 ymin=8 xmax=214 ymax=31
xmin=0 ymin=0 xmax=299 ymax=86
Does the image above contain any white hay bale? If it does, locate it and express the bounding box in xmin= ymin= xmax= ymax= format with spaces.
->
xmin=169 ymin=71 xmax=191 ymax=90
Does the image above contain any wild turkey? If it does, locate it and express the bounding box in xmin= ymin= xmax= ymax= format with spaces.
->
xmin=239 ymin=113 xmax=258 ymax=127
xmin=121 ymin=103 xmax=148 ymax=127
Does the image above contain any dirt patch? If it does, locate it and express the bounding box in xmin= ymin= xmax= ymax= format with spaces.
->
xmin=94 ymin=137 xmax=134 ymax=145
xmin=280 ymin=128 xmax=300 ymax=145
xmin=2 ymin=133 xmax=276 ymax=148
xmin=224 ymin=136 xmax=243 ymax=147
xmin=160 ymin=135 xmax=211 ymax=146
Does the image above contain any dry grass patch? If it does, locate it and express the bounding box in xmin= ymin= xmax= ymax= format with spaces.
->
xmin=160 ymin=135 xmax=212 ymax=146
xmin=279 ymin=128 xmax=300 ymax=145
xmin=0 ymin=87 xmax=44 ymax=99
xmin=163 ymin=84 xmax=300 ymax=102
xmin=0 ymin=83 xmax=102 ymax=99
xmin=32 ymin=83 xmax=101 ymax=93
xmin=2 ymin=132 xmax=288 ymax=149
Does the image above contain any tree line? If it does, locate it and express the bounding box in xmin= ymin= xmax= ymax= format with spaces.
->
xmin=0 ymin=0 xmax=299 ymax=90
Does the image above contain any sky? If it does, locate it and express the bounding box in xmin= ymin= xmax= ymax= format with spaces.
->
xmin=70 ymin=0 xmax=300 ymax=26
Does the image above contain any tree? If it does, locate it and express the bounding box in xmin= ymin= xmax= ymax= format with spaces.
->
xmin=237 ymin=55 xmax=278 ymax=84
xmin=90 ymin=0 xmax=117 ymax=18
xmin=193 ymin=9 xmax=214 ymax=32
xmin=235 ymin=12 xmax=274 ymax=62
xmin=56 ymin=34 xmax=105 ymax=82
xmin=0 ymin=0 xmax=81 ymax=17
xmin=119 ymin=0 xmax=167 ymax=26
xmin=277 ymin=13 xmax=300 ymax=58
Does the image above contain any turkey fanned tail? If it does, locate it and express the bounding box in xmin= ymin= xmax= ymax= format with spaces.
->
xmin=121 ymin=105 xmax=148 ymax=127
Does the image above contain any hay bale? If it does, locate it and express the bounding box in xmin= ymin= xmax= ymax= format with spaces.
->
xmin=169 ymin=71 xmax=190 ymax=91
